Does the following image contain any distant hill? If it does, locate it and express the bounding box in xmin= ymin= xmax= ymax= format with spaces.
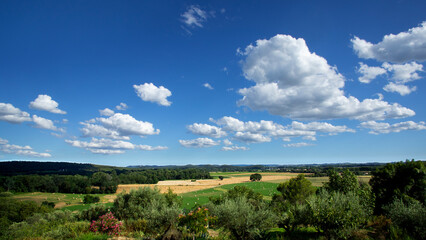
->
xmin=0 ymin=161 xmax=99 ymax=176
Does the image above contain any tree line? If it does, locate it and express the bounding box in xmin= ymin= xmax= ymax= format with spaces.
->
xmin=0 ymin=168 xmax=211 ymax=194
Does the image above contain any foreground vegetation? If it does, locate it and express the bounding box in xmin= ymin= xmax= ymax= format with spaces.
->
xmin=0 ymin=160 xmax=424 ymax=239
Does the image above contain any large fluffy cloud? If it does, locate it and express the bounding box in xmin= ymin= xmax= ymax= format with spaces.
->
xmin=134 ymin=83 xmax=172 ymax=106
xmin=65 ymin=138 xmax=167 ymax=154
xmin=237 ymin=34 xmax=414 ymax=120
xmin=179 ymin=137 xmax=219 ymax=148
xmin=0 ymin=103 xmax=31 ymax=123
xmin=360 ymin=121 xmax=426 ymax=134
xmin=29 ymin=95 xmax=66 ymax=114
xmin=351 ymin=22 xmax=426 ymax=63
xmin=0 ymin=137 xmax=51 ymax=157
xmin=187 ymin=123 xmax=227 ymax=138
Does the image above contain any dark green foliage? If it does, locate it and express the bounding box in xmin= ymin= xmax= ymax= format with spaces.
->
xmin=307 ymin=189 xmax=372 ymax=239
xmin=276 ymin=174 xmax=315 ymax=205
xmin=3 ymin=210 xmax=89 ymax=240
xmin=324 ymin=169 xmax=359 ymax=193
xmin=91 ymin=172 xmax=118 ymax=194
xmin=78 ymin=205 xmax=109 ymax=222
xmin=209 ymin=185 xmax=263 ymax=206
xmin=83 ymin=195 xmax=100 ymax=204
xmin=210 ymin=196 xmax=278 ymax=240
xmin=112 ymin=187 xmax=181 ymax=236
xmin=384 ymin=198 xmax=426 ymax=240
xmin=370 ymin=160 xmax=426 ymax=214
xmin=250 ymin=173 xmax=262 ymax=182
xmin=41 ymin=201 xmax=55 ymax=208
xmin=218 ymin=176 xmax=224 ymax=180
xmin=271 ymin=174 xmax=314 ymax=233
xmin=0 ymin=197 xmax=52 ymax=237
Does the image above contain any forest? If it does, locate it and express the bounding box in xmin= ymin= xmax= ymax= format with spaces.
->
xmin=0 ymin=160 xmax=424 ymax=240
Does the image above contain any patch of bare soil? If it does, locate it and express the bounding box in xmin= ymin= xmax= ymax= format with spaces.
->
xmin=116 ymin=174 xmax=296 ymax=195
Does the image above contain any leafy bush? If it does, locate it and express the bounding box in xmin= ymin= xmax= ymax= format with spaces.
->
xmin=4 ymin=210 xmax=79 ymax=240
xmin=250 ymin=173 xmax=262 ymax=182
xmin=112 ymin=187 xmax=181 ymax=236
xmin=83 ymin=195 xmax=100 ymax=204
xmin=209 ymin=196 xmax=278 ymax=240
xmin=178 ymin=207 xmax=216 ymax=238
xmin=78 ymin=205 xmax=109 ymax=222
xmin=210 ymin=185 xmax=263 ymax=207
xmin=307 ymin=189 xmax=372 ymax=239
xmin=384 ymin=198 xmax=426 ymax=239
xmin=89 ymin=212 xmax=122 ymax=236
xmin=370 ymin=160 xmax=425 ymax=214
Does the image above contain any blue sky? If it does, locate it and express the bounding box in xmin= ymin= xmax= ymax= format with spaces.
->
xmin=1 ymin=0 xmax=425 ymax=166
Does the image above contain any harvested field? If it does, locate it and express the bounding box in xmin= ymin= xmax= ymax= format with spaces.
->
xmin=116 ymin=173 xmax=299 ymax=194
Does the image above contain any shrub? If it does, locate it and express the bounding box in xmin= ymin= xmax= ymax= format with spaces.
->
xmin=209 ymin=196 xmax=278 ymax=240
xmin=384 ymin=198 xmax=426 ymax=239
xmin=218 ymin=176 xmax=224 ymax=180
xmin=250 ymin=173 xmax=262 ymax=182
xmin=78 ymin=205 xmax=109 ymax=222
xmin=112 ymin=187 xmax=181 ymax=236
xmin=83 ymin=195 xmax=100 ymax=204
xmin=178 ymin=207 xmax=216 ymax=238
xmin=89 ymin=212 xmax=122 ymax=236
xmin=307 ymin=189 xmax=372 ymax=239
xmin=210 ymin=185 xmax=263 ymax=207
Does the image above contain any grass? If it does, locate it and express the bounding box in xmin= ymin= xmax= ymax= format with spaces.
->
xmin=180 ymin=181 xmax=280 ymax=210
xmin=11 ymin=192 xmax=114 ymax=211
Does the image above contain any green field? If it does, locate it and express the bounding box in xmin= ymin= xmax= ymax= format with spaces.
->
xmin=9 ymin=173 xmax=371 ymax=212
xmin=180 ymin=181 xmax=280 ymax=210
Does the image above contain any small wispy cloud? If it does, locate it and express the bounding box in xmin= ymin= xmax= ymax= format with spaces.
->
xmin=181 ymin=5 xmax=208 ymax=28
xmin=203 ymin=83 xmax=214 ymax=90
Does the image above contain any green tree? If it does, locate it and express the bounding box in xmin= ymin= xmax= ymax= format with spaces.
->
xmin=324 ymin=169 xmax=358 ymax=194
xmin=210 ymin=196 xmax=277 ymax=239
xmin=272 ymin=174 xmax=315 ymax=232
xmin=209 ymin=185 xmax=263 ymax=206
xmin=249 ymin=173 xmax=262 ymax=182
xmin=369 ymin=160 xmax=425 ymax=214
xmin=276 ymin=174 xmax=315 ymax=205
xmin=112 ymin=187 xmax=181 ymax=236
xmin=307 ymin=189 xmax=372 ymax=239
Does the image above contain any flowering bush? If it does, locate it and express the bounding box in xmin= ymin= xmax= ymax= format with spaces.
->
xmin=89 ymin=212 xmax=122 ymax=236
xmin=178 ymin=207 xmax=216 ymax=237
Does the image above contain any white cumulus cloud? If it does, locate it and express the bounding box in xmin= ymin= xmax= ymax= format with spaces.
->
xmin=233 ymin=132 xmax=271 ymax=143
xmin=80 ymin=113 xmax=159 ymax=139
xmin=237 ymin=34 xmax=414 ymax=120
xmin=357 ymin=62 xmax=387 ymax=83
xmin=179 ymin=137 xmax=219 ymax=148
xmin=116 ymin=103 xmax=128 ymax=111
xmin=0 ymin=137 xmax=51 ymax=157
xmin=360 ymin=121 xmax=426 ymax=134
xmin=381 ymin=62 xmax=423 ymax=95
xmin=0 ymin=103 xmax=31 ymax=123
xmin=351 ymin=22 xmax=426 ymax=63
xmin=29 ymin=94 xmax=66 ymax=114
xmin=65 ymin=138 xmax=166 ymax=154
xmin=134 ymin=83 xmax=172 ymax=106
xmin=99 ymin=108 xmax=115 ymax=116
xmin=383 ymin=82 xmax=417 ymax=96
xmin=187 ymin=123 xmax=227 ymax=138
xmin=32 ymin=115 xmax=63 ymax=132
